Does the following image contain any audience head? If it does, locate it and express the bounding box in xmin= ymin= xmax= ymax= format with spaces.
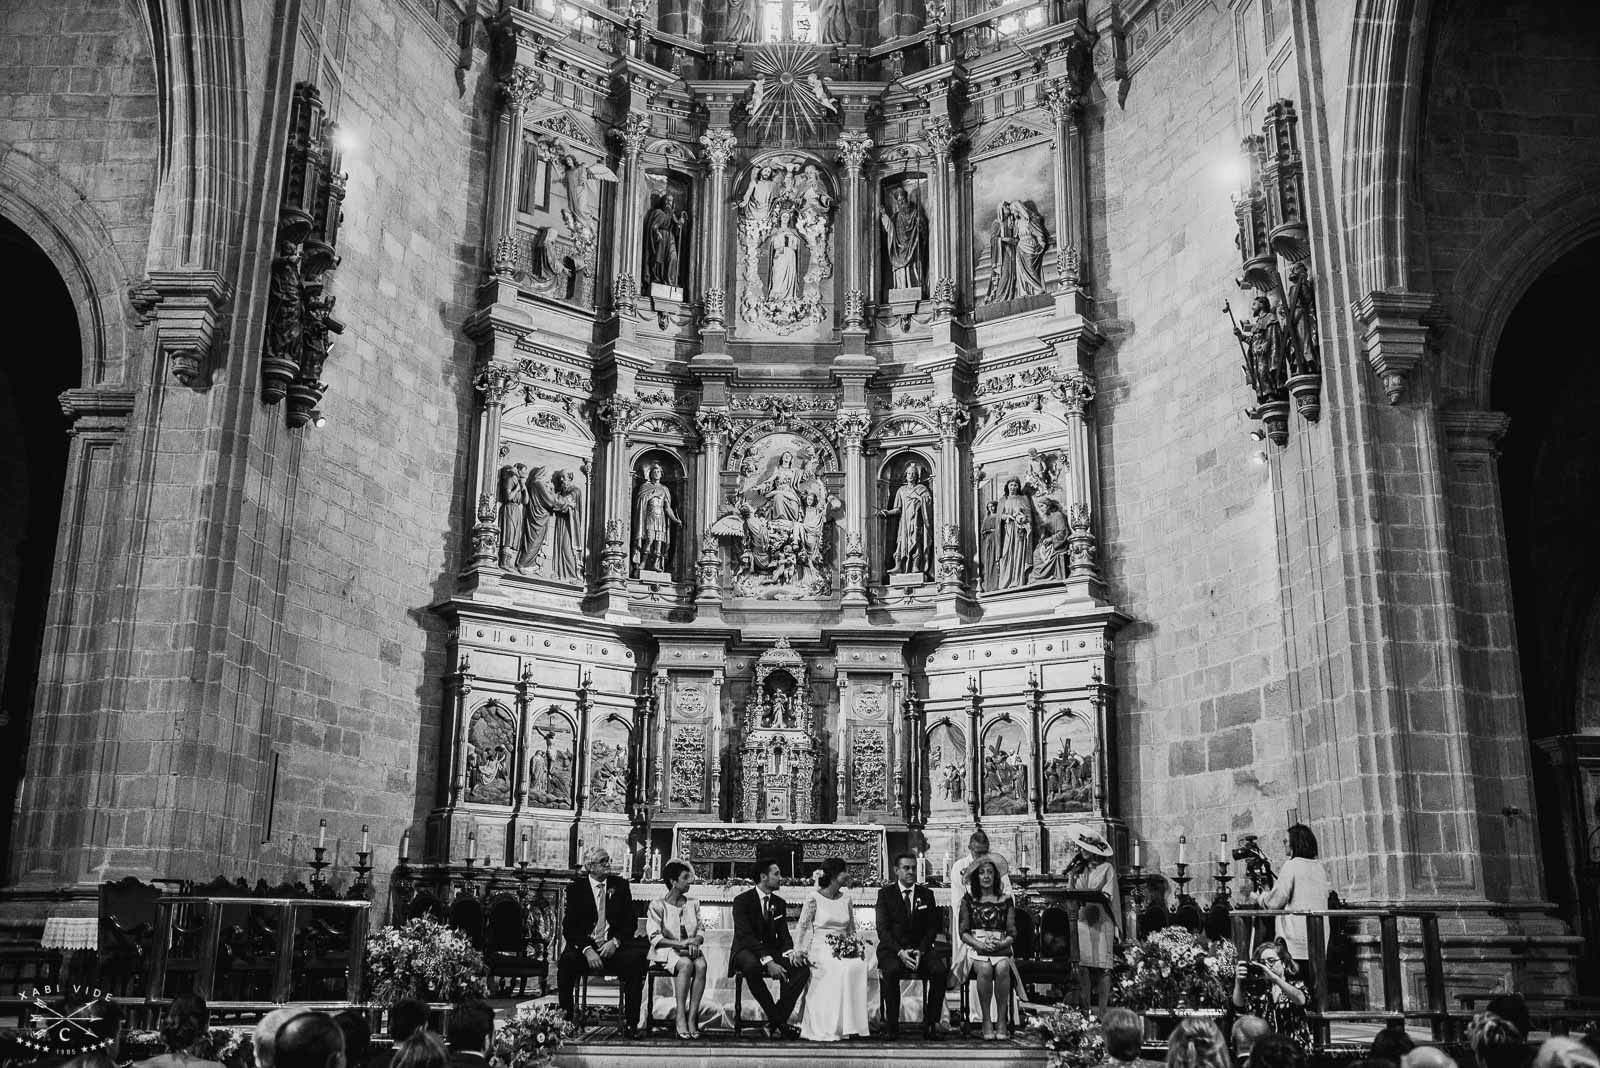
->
xmin=1370 ymin=1021 xmax=1417 ymax=1065
xmin=161 ymin=995 xmax=210 ymax=1054
xmin=1103 ymin=1008 xmax=1145 ymax=1063
xmin=1286 ymin=824 xmax=1319 ymax=860
xmin=388 ymin=1000 xmax=430 ymax=1045
xmin=968 ymin=857 xmax=1002 ymax=899
xmin=255 ymin=1007 xmax=308 ymax=1068
xmin=1232 ymin=1015 xmax=1271 ymax=1061
xmin=1485 ymin=998 xmax=1533 ymax=1043
xmin=447 ymin=1000 xmax=495 ymax=1055
xmin=892 ymin=851 xmax=918 ymax=885
xmin=389 ymin=1029 xmax=447 ymax=1068
xmin=662 ymin=859 xmax=693 ymax=891
xmin=1469 ymin=1012 xmax=1528 ymax=1068
xmin=968 ymin=829 xmax=991 ymax=856
xmin=1404 ymin=1047 xmax=1463 ymax=1068
xmin=1249 ymin=1032 xmax=1309 ymax=1068
xmin=273 ymin=1012 xmax=346 ymax=1068
xmin=1166 ymin=1017 xmax=1231 ymax=1068
xmin=1533 ymin=1039 xmax=1600 ymax=1068
xmin=751 ymin=857 xmax=783 ymax=888
xmin=817 ymin=857 xmax=849 ymax=889
xmin=332 ymin=1011 xmax=370 ymax=1068
xmin=580 ymin=845 xmax=612 ymax=878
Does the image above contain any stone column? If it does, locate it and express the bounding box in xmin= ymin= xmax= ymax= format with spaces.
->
xmin=835 ymin=408 xmax=871 ymax=605
xmin=966 ymin=680 xmax=982 ymax=823
xmin=931 ymin=399 xmax=969 ymax=594
xmin=694 ymin=410 xmax=731 ymax=609
xmin=489 ymin=66 xmax=542 ymax=280
xmin=1053 ymin=370 xmax=1105 ymax=599
xmin=596 ymin=397 xmax=641 ymax=600
xmin=1040 ymin=42 xmax=1090 ymax=300
xmin=924 ymin=117 xmax=958 ymax=315
xmin=471 ymin=365 xmax=518 ymax=571
xmin=698 ymin=129 xmax=737 ymax=334
xmin=709 ymin=671 xmax=726 ymax=819
xmin=836 ymin=132 xmax=874 ymax=330
xmin=612 ymin=112 xmax=651 ymax=313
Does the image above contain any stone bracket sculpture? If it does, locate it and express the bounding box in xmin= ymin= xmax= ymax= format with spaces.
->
xmin=261 ymin=81 xmax=347 ymax=428
xmin=130 ymin=271 xmax=232 ymax=389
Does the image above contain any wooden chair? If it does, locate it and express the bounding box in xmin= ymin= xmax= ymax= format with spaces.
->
xmin=447 ymin=895 xmax=485 ymax=947
xmin=1014 ymin=907 xmax=1076 ymax=1001
xmin=483 ymin=896 xmax=542 ymax=996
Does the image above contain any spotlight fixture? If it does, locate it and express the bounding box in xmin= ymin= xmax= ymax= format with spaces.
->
xmin=311 ymin=411 xmax=327 ymax=428
xmin=1249 ymin=429 xmax=1265 ymax=441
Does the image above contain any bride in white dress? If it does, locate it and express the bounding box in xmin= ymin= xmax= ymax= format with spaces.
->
xmin=794 ymin=857 xmax=870 ymax=1042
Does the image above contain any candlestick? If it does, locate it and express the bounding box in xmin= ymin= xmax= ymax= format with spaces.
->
xmin=318 ymin=819 xmax=327 ymax=849
xmin=361 ymin=824 xmax=370 ymax=853
xmin=519 ymin=831 xmax=529 ymax=864
xmin=1177 ymin=835 xmax=1187 ymax=866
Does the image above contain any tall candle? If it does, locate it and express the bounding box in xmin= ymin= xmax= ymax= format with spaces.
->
xmin=467 ymin=831 xmax=477 ymax=860
xmin=519 ymin=831 xmax=529 ymax=864
xmin=400 ymin=830 xmax=411 ymax=862
xmin=361 ymin=824 xmax=370 ymax=853
xmin=1177 ymin=835 xmax=1188 ymax=866
xmin=1131 ymin=839 xmax=1142 ymax=868
xmin=318 ymin=819 xmax=327 ymax=849
xmin=916 ymin=849 xmax=928 ymax=885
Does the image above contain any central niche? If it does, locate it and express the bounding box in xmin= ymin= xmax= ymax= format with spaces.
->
xmin=734 ymin=152 xmax=837 ymax=340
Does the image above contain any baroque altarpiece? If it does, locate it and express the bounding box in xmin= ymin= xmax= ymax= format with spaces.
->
xmin=432 ymin=0 xmax=1132 ymax=877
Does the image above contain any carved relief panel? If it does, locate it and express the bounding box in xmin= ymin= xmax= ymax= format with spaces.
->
xmin=464 ymin=701 xmax=517 ymax=806
xmin=495 ymin=370 xmax=595 ymax=587
xmin=587 ymin=715 xmax=632 ymax=814
xmin=527 ymin=706 xmax=578 ymax=809
xmin=709 ymin=426 xmax=844 ymax=599
xmin=971 ymin=408 xmax=1074 ymax=594
xmin=734 ymin=153 xmax=837 ymax=341
xmin=969 ymin=140 xmax=1058 ymax=314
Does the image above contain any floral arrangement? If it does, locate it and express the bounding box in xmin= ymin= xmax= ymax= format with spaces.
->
xmin=1033 ymin=1007 xmax=1106 ymax=1068
xmin=492 ymin=1005 xmax=575 ymax=1068
xmin=1112 ymin=927 xmax=1237 ymax=1011
xmin=364 ymin=915 xmax=491 ymax=1004
xmin=825 ymin=932 xmax=864 ymax=960
xmin=121 ymin=1027 xmax=251 ymax=1065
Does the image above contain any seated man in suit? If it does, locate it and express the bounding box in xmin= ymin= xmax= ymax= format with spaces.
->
xmin=730 ymin=857 xmax=811 ymax=1039
xmin=876 ymin=851 xmax=951 ymax=1039
xmin=557 ymin=845 xmax=647 ymax=1036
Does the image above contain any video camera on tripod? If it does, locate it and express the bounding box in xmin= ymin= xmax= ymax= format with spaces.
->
xmin=1231 ymin=834 xmax=1276 ymax=894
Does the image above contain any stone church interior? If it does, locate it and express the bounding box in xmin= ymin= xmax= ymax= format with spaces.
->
xmin=2 ymin=0 xmax=1600 ymax=1052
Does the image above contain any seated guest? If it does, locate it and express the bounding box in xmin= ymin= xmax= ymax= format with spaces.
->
xmin=1532 ymin=1038 xmax=1600 ymax=1068
xmin=1405 ymin=1048 xmax=1463 ymax=1068
xmin=389 ymin=1031 xmax=446 ymax=1068
xmin=1370 ymin=1020 xmax=1417 ymax=1067
xmin=1104 ymin=1007 xmax=1163 ymax=1068
xmin=947 ymin=831 xmax=1012 ymax=989
xmin=959 ymin=857 xmax=1017 ymax=1041
xmin=557 ymin=846 xmax=647 ymax=1037
xmin=445 ymin=1001 xmax=493 ymax=1068
xmin=1485 ymin=998 xmax=1533 ymax=1042
xmin=1232 ymin=938 xmax=1311 ymax=1048
xmin=1470 ymin=1013 xmax=1533 ymax=1068
xmin=274 ymin=1013 xmax=346 ymax=1068
xmin=331 ymin=1011 xmax=371 ymax=1068
xmin=139 ymin=995 xmax=224 ymax=1068
xmin=1249 ymin=1033 xmax=1309 ymax=1068
xmin=254 ymin=1008 xmax=308 ymax=1068
xmin=1167 ymin=1017 xmax=1232 ymax=1068
xmin=875 ymin=851 xmax=950 ymax=1039
xmin=648 ymin=860 xmax=707 ymax=1040
xmin=730 ymin=857 xmax=811 ymax=1039
xmin=1231 ymin=1015 xmax=1271 ymax=1068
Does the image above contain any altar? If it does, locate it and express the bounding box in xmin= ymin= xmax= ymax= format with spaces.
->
xmin=671 ymin=823 xmax=889 ymax=882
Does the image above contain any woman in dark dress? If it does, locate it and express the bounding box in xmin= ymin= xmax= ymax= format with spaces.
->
xmin=1231 ymin=937 xmax=1312 ymax=1047
xmin=959 ymin=857 xmax=1017 ymax=1040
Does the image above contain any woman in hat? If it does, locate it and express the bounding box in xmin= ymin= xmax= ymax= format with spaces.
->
xmin=1065 ymin=828 xmax=1121 ymax=1011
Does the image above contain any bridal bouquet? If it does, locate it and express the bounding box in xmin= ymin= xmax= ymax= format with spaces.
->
xmin=492 ymin=1005 xmax=575 ymax=1068
xmin=825 ymin=933 xmax=864 ymax=960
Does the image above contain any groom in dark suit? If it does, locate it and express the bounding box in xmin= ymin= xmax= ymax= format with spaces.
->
xmin=557 ymin=845 xmax=647 ymax=1036
xmin=730 ymin=857 xmax=810 ymax=1039
xmin=876 ymin=851 xmax=950 ymax=1038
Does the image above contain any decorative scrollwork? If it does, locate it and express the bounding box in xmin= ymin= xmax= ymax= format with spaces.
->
xmin=832 ymin=408 xmax=871 ymax=448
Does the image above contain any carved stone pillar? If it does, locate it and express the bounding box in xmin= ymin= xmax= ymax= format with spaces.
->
xmin=1040 ymin=40 xmax=1091 ymax=300
xmin=709 ymin=671 xmax=726 ymax=819
xmin=490 ymin=65 xmax=542 ymax=280
xmin=694 ymin=409 xmax=731 ymax=608
xmin=472 ymin=364 xmax=518 ymax=571
xmin=931 ymin=399 xmax=969 ymax=594
xmin=597 ymin=398 xmax=641 ymax=598
xmin=834 ymin=408 xmax=871 ymax=606
xmin=925 ymin=118 xmax=958 ymax=315
xmin=612 ymin=112 xmax=651 ymax=313
xmin=1054 ymin=369 xmax=1106 ymax=601
xmin=836 ymin=132 xmax=874 ymax=331
xmin=699 ymin=129 xmax=737 ymax=334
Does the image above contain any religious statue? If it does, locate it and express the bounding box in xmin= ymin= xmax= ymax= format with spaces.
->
xmin=632 ymin=462 xmax=681 ymax=576
xmin=766 ymin=212 xmax=804 ymax=302
xmin=879 ymin=186 xmax=926 ymax=296
xmin=497 ymin=464 xmax=529 ymax=570
xmin=707 ymin=439 xmax=844 ymax=598
xmin=266 ymin=227 xmax=307 ymax=370
xmin=992 ymin=477 xmax=1035 ymax=589
xmin=547 ymin=469 xmax=584 ymax=582
xmin=1031 ymin=496 xmax=1070 ymax=583
xmin=1023 ymin=448 xmax=1058 ymax=494
xmin=984 ymin=201 xmax=1050 ymax=304
xmin=513 ymin=467 xmax=584 ymax=583
xmin=741 ymin=165 xmax=779 ymax=222
xmin=1284 ymin=263 xmax=1320 ymax=374
xmin=643 ymin=192 xmax=687 ymax=289
xmin=736 ymin=155 xmax=835 ymax=334
xmin=1015 ymin=202 xmax=1049 ymax=295
xmin=1235 ymin=292 xmax=1288 ymax=398
xmin=878 ymin=462 xmax=935 ymax=580
xmin=560 ymin=154 xmax=599 ymax=226
xmin=772 ymin=691 xmax=790 ymax=726
xmin=978 ymin=500 xmax=1000 ymax=589
xmin=724 ymin=0 xmax=754 ymax=41
xmin=756 ymin=450 xmax=806 ymax=521
xmin=816 ymin=0 xmax=850 ymax=43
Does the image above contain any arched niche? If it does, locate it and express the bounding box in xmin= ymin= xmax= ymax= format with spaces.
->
xmin=628 ymin=447 xmax=689 ymax=580
xmin=874 ymin=448 xmax=937 ymax=583
xmin=925 ymin=718 xmax=968 ymax=817
xmin=1041 ymin=708 xmax=1096 ymax=814
xmin=874 ymin=170 xmax=930 ymax=302
xmin=978 ymin=716 xmax=1029 ymax=817
xmin=528 ymin=705 xmax=578 ymax=809
xmin=587 ymin=713 xmax=632 ymax=814
xmin=641 ymin=167 xmax=693 ymax=297
xmin=497 ymin=397 xmax=593 ymax=586
xmin=464 ymin=700 xmax=517 ymax=807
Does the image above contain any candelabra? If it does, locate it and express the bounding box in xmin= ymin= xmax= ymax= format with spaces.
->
xmin=459 ymin=856 xmax=486 ymax=898
xmin=1172 ymin=862 xmax=1193 ymax=903
xmin=1127 ymin=861 xmax=1147 ymax=911
xmin=308 ymin=844 xmax=331 ymax=896
xmin=1213 ymin=857 xmax=1234 ymax=904
xmin=513 ymin=858 xmax=535 ymax=903
xmin=350 ymin=850 xmax=374 ymax=900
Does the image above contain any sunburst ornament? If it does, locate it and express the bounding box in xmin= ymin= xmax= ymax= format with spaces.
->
xmin=747 ymin=43 xmax=838 ymax=142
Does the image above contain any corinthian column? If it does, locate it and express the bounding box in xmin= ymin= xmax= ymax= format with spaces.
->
xmin=1053 ymin=369 xmax=1106 ymax=601
xmin=836 ymin=132 xmax=874 ymax=330
xmin=699 ymin=129 xmax=737 ymax=334
xmin=612 ymin=112 xmax=651 ymax=313
xmin=834 ymin=408 xmax=871 ymax=605
xmin=471 ymin=364 xmax=519 ymax=570
xmin=931 ymin=399 xmax=969 ymax=595
xmin=924 ymin=117 xmax=959 ymax=316
xmin=694 ymin=409 xmax=731 ymax=609
xmin=1040 ymin=41 xmax=1090 ymax=305
xmin=489 ymin=66 xmax=542 ymax=281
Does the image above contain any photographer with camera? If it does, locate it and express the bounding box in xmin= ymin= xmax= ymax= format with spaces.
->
xmin=1231 ymin=938 xmax=1312 ymax=1047
xmin=1249 ymin=823 xmax=1330 ymax=983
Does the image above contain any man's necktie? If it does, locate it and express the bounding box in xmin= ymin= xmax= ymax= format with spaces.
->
xmin=905 ymin=888 xmax=913 ymax=916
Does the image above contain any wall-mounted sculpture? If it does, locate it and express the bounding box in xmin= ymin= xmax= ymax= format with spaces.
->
xmin=643 ymin=172 xmax=691 ymax=297
xmin=464 ymin=701 xmax=517 ymax=805
xmin=984 ymin=200 xmax=1050 ymax=304
xmin=528 ymin=708 xmax=577 ymax=809
xmin=878 ymin=181 xmax=927 ymax=300
xmin=878 ymin=458 xmax=935 ymax=582
xmin=496 ymin=462 xmax=587 ymax=583
xmin=632 ymin=456 xmax=683 ymax=580
xmin=980 ymin=719 xmax=1028 ymax=816
xmin=973 ymin=449 xmax=1076 ymax=593
xmin=736 ymin=156 xmax=836 ymax=337
xmin=708 ymin=433 xmax=844 ymax=598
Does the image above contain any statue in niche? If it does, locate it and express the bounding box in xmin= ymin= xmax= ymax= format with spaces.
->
xmin=1023 ymin=448 xmax=1059 ymax=494
xmin=643 ymin=192 xmax=687 ymax=289
xmin=1284 ymin=263 xmax=1320 ymax=373
xmin=878 ymin=462 xmax=935 ymax=580
xmin=508 ymin=466 xmax=585 ymax=583
xmin=1031 ymin=495 xmax=1070 ymax=583
xmin=991 ymin=476 xmax=1035 ymax=589
xmin=547 ymin=470 xmax=585 ymax=582
xmin=632 ymin=462 xmax=681 ymax=577
xmin=981 ymin=727 xmax=1028 ymax=816
xmin=736 ymin=157 xmax=835 ymax=335
xmin=708 ymin=436 xmax=844 ymax=599
xmin=725 ymin=0 xmax=754 ymax=41
xmin=983 ymin=201 xmax=1050 ymax=304
xmin=1236 ymin=292 xmax=1288 ymax=397
xmin=497 ymin=464 xmax=529 ymax=570
xmin=879 ymin=186 xmax=926 ymax=296
xmin=816 ymin=0 xmax=849 ymax=41
xmin=560 ymin=154 xmax=600 ymax=226
xmin=978 ymin=500 xmax=1000 ymax=590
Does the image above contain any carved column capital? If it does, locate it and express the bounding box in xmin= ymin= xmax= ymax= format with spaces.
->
xmin=833 ymin=408 xmax=871 ymax=447
xmin=1053 ymin=369 xmax=1096 ymax=415
xmin=931 ymin=398 xmax=969 ymax=436
xmin=1353 ymin=289 xmax=1438 ymax=405
xmin=473 ymin=363 xmax=519 ymax=406
xmin=695 ymin=408 xmax=733 ymax=445
xmin=700 ymin=128 xmax=737 ymax=174
xmin=597 ymin=395 xmax=643 ymax=438
xmin=1438 ymin=409 xmax=1512 ymax=469
xmin=498 ymin=64 xmax=544 ymax=113
xmin=617 ymin=111 xmax=651 ymax=159
xmin=924 ymin=116 xmax=958 ymax=159
xmin=130 ymin=270 xmax=232 ymax=388
xmin=836 ymin=131 xmax=874 ymax=177
xmin=1039 ymin=74 xmax=1086 ymax=123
